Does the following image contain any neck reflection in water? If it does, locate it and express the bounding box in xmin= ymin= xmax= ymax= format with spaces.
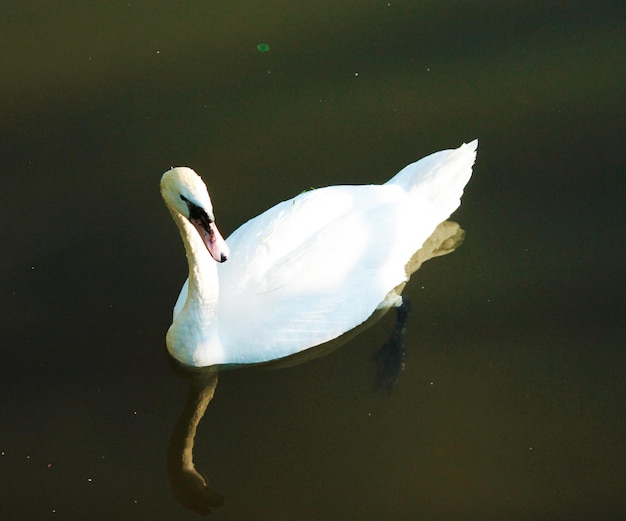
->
xmin=167 ymin=368 xmax=224 ymax=516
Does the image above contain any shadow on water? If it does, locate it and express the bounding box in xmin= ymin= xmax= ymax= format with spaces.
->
xmin=166 ymin=220 xmax=464 ymax=515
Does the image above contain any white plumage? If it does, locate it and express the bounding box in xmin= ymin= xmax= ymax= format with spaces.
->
xmin=161 ymin=140 xmax=477 ymax=367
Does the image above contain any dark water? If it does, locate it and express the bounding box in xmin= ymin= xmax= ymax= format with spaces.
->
xmin=1 ymin=2 xmax=624 ymax=519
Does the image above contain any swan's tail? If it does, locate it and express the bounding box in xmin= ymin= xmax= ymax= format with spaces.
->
xmin=385 ymin=140 xmax=478 ymax=203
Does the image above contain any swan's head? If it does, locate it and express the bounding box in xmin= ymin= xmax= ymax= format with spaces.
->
xmin=161 ymin=167 xmax=229 ymax=263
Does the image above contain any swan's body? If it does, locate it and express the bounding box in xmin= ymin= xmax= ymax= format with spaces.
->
xmin=161 ymin=140 xmax=477 ymax=367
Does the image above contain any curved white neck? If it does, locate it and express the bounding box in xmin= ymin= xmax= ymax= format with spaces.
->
xmin=167 ymin=213 xmax=222 ymax=366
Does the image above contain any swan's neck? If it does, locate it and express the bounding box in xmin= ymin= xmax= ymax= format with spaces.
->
xmin=168 ymin=213 xmax=222 ymax=366
xmin=180 ymin=215 xmax=219 ymax=309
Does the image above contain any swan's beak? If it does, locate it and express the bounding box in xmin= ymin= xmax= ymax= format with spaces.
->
xmin=191 ymin=217 xmax=230 ymax=263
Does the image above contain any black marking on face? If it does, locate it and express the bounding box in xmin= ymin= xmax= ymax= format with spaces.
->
xmin=180 ymin=194 xmax=214 ymax=235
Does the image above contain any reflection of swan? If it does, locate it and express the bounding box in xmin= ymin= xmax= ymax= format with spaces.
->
xmin=167 ymin=369 xmax=224 ymax=515
xmin=165 ymin=219 xmax=467 ymax=514
xmin=161 ymin=141 xmax=477 ymax=368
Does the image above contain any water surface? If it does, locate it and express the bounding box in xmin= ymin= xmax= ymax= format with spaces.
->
xmin=1 ymin=2 xmax=624 ymax=519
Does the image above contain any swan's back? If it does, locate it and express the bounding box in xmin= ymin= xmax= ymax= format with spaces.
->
xmin=211 ymin=141 xmax=477 ymax=365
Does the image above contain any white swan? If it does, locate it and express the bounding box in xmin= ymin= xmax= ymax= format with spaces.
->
xmin=161 ymin=140 xmax=477 ymax=367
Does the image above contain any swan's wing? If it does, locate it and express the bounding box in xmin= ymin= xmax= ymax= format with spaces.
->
xmin=215 ymin=185 xmax=425 ymax=364
xmin=215 ymin=141 xmax=477 ymax=364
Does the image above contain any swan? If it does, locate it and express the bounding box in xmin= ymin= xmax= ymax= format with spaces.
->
xmin=161 ymin=140 xmax=477 ymax=368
